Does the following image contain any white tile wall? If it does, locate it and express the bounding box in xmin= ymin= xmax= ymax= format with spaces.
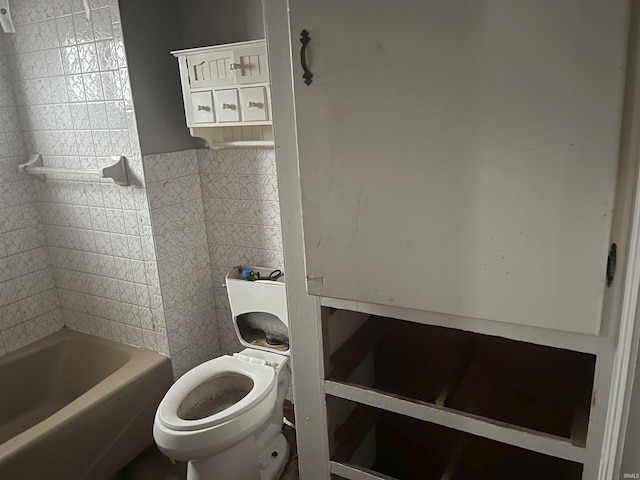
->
xmin=0 ymin=0 xmax=285 ymax=380
xmin=198 ymin=148 xmax=284 ymax=355
xmin=0 ymin=0 xmax=168 ymax=358
xmin=144 ymin=149 xmax=218 ymax=377
xmin=143 ymin=147 xmax=284 ymax=372
xmin=0 ymin=35 xmax=63 ymax=355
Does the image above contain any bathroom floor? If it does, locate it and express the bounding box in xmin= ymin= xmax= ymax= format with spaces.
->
xmin=114 ymin=405 xmax=299 ymax=480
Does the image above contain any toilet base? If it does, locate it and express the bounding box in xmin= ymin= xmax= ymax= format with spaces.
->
xmin=258 ymin=433 xmax=290 ymax=480
xmin=185 ymin=432 xmax=290 ymax=480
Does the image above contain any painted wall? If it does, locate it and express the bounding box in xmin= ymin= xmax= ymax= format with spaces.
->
xmin=176 ymin=0 xmax=265 ymax=49
xmin=118 ymin=0 xmax=197 ymax=156
xmin=118 ymin=0 xmax=265 ymax=156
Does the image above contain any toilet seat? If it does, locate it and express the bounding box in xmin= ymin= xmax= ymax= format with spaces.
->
xmin=157 ymin=354 xmax=276 ymax=432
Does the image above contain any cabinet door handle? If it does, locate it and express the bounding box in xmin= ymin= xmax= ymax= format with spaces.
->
xmin=300 ymin=29 xmax=313 ymax=86
xmin=222 ymin=103 xmax=235 ymax=110
xmin=197 ymin=105 xmax=210 ymax=111
xmin=229 ymin=63 xmax=241 ymax=71
xmin=247 ymin=101 xmax=261 ymax=108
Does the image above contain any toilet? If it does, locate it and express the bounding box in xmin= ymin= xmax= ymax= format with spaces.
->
xmin=153 ymin=267 xmax=291 ymax=480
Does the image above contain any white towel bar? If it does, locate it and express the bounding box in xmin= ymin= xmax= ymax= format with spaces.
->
xmin=19 ymin=154 xmax=130 ymax=186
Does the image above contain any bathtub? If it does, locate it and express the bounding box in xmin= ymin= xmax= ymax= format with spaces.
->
xmin=0 ymin=328 xmax=173 ymax=479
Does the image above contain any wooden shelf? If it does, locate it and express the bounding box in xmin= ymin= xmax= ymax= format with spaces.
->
xmin=325 ymin=381 xmax=585 ymax=463
xmin=328 ymin=398 xmax=584 ymax=480
xmin=449 ymin=435 xmax=583 ymax=480
xmin=324 ymin=313 xmax=595 ymax=460
xmin=445 ymin=336 xmax=595 ymax=444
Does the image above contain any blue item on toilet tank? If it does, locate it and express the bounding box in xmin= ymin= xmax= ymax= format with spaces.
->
xmin=241 ymin=268 xmax=255 ymax=280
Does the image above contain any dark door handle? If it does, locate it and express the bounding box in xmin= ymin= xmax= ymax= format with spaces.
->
xmin=300 ymin=29 xmax=313 ymax=85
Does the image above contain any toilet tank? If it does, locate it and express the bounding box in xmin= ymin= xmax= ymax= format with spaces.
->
xmin=225 ymin=266 xmax=290 ymax=356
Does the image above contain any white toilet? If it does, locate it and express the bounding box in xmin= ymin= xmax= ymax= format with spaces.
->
xmin=153 ymin=267 xmax=291 ymax=480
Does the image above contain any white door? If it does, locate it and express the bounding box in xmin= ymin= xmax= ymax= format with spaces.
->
xmin=288 ymin=0 xmax=630 ymax=335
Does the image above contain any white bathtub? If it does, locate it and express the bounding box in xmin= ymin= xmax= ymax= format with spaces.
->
xmin=0 ymin=328 xmax=173 ymax=479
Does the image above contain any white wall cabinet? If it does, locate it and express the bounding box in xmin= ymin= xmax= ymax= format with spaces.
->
xmin=264 ymin=0 xmax=640 ymax=479
xmin=172 ymin=40 xmax=274 ymax=149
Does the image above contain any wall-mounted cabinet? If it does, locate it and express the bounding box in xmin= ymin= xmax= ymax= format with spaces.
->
xmin=172 ymin=40 xmax=273 ymax=149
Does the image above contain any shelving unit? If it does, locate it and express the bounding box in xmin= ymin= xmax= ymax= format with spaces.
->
xmin=262 ymin=0 xmax=640 ymax=478
xmin=324 ymin=310 xmax=595 ymax=476
xmin=327 ymin=398 xmax=584 ymax=480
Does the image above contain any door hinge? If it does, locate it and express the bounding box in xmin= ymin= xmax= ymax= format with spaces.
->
xmin=606 ymin=243 xmax=617 ymax=288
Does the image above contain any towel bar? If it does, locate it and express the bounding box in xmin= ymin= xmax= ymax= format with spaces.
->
xmin=19 ymin=154 xmax=130 ymax=186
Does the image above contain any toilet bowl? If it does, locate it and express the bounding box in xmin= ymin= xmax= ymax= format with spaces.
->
xmin=153 ymin=267 xmax=291 ymax=480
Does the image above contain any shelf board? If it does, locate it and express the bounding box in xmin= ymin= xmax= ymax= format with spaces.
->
xmin=325 ymin=380 xmax=586 ymax=464
xmin=330 ymin=461 xmax=397 ymax=480
xmin=320 ymin=296 xmax=598 ymax=355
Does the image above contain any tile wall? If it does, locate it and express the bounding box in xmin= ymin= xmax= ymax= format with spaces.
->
xmin=0 ymin=34 xmax=63 ymax=356
xmin=0 ymin=0 xmax=169 ymax=357
xmin=198 ymin=148 xmax=283 ymax=355
xmin=143 ymin=149 xmax=218 ymax=377
xmin=0 ymin=0 xmax=285 ymax=375
xmin=143 ymin=147 xmax=284 ymax=373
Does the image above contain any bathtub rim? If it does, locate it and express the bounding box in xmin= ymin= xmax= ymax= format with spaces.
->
xmin=0 ymin=327 xmax=170 ymax=463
